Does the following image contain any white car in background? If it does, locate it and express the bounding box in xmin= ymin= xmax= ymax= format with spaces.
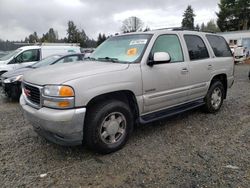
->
xmin=0 ymin=44 xmax=81 ymax=76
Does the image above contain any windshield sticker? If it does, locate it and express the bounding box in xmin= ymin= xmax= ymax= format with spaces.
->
xmin=129 ymin=39 xmax=148 ymax=45
xmin=127 ymin=48 xmax=138 ymax=56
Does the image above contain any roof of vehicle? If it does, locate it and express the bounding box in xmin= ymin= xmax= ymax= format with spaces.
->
xmin=18 ymin=45 xmax=81 ymax=51
xmin=18 ymin=45 xmax=41 ymax=50
xmin=117 ymin=29 xmax=218 ymax=37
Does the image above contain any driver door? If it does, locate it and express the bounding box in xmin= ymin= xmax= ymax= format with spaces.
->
xmin=141 ymin=34 xmax=190 ymax=113
xmin=14 ymin=49 xmax=40 ymax=69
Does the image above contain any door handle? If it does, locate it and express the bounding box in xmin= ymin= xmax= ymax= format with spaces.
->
xmin=181 ymin=68 xmax=189 ymax=74
xmin=208 ymin=64 xmax=213 ymax=70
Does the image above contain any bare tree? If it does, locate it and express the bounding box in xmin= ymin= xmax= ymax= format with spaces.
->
xmin=121 ymin=16 xmax=144 ymax=33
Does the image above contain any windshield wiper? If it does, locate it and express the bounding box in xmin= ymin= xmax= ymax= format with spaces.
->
xmin=97 ymin=57 xmax=119 ymax=63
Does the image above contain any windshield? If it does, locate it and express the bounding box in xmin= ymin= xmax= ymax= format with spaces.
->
xmin=89 ymin=34 xmax=152 ymax=63
xmin=0 ymin=49 xmax=22 ymax=62
xmin=31 ymin=55 xmax=62 ymax=68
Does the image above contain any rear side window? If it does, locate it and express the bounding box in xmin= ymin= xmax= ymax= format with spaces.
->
xmin=184 ymin=35 xmax=209 ymax=61
xmin=206 ymin=35 xmax=232 ymax=57
xmin=151 ymin=34 xmax=184 ymax=62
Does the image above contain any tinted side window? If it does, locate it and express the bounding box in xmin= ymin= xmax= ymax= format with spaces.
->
xmin=16 ymin=49 xmax=40 ymax=63
xmin=184 ymin=35 xmax=209 ymax=61
xmin=151 ymin=35 xmax=183 ymax=62
xmin=206 ymin=35 xmax=232 ymax=57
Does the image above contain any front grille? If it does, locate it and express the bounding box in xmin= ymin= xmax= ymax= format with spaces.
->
xmin=23 ymin=83 xmax=41 ymax=106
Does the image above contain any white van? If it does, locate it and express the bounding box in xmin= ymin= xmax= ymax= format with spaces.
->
xmin=0 ymin=44 xmax=81 ymax=75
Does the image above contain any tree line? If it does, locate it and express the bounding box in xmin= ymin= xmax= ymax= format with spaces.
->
xmin=24 ymin=21 xmax=103 ymax=48
xmin=0 ymin=21 xmax=107 ymax=51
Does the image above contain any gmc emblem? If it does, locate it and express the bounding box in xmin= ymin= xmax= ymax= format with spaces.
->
xmin=24 ymin=88 xmax=31 ymax=97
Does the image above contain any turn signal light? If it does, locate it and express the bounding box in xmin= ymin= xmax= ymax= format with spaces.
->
xmin=59 ymin=86 xmax=74 ymax=97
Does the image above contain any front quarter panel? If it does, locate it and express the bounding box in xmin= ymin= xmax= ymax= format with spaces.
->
xmin=64 ymin=64 xmax=143 ymax=111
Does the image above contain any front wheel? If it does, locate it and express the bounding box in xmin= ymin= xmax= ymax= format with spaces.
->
xmin=203 ymin=81 xmax=225 ymax=113
xmin=84 ymin=100 xmax=134 ymax=154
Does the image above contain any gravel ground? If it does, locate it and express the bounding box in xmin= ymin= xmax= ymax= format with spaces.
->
xmin=0 ymin=64 xmax=250 ymax=188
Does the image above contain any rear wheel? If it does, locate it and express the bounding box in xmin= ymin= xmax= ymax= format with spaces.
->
xmin=84 ymin=100 xmax=134 ymax=154
xmin=204 ymin=81 xmax=224 ymax=113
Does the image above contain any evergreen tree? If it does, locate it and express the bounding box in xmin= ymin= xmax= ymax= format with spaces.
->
xmin=78 ymin=29 xmax=88 ymax=47
xmin=205 ymin=20 xmax=220 ymax=32
xmin=195 ymin=24 xmax=200 ymax=31
xmin=201 ymin=22 xmax=206 ymax=32
xmin=67 ymin=21 xmax=79 ymax=43
xmin=181 ymin=5 xmax=195 ymax=30
xmin=41 ymin=28 xmax=58 ymax=42
xmin=28 ymin=32 xmax=39 ymax=43
xmin=97 ymin=33 xmax=107 ymax=46
xmin=217 ymin=0 xmax=250 ymax=31
xmin=237 ymin=0 xmax=250 ymax=30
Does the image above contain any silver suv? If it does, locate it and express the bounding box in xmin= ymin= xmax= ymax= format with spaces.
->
xmin=20 ymin=30 xmax=234 ymax=154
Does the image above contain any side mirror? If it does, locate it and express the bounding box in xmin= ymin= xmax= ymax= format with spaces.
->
xmin=154 ymin=52 xmax=171 ymax=62
xmin=147 ymin=52 xmax=171 ymax=66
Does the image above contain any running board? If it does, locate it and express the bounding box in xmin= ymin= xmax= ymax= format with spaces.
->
xmin=139 ymin=99 xmax=205 ymax=124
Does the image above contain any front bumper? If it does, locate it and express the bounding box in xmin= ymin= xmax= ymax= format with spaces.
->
xmin=20 ymin=95 xmax=86 ymax=146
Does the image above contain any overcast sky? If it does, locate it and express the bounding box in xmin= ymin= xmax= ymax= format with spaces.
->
xmin=0 ymin=0 xmax=220 ymax=41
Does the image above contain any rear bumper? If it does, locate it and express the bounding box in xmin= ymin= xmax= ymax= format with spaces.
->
xmin=20 ymin=95 xmax=86 ymax=146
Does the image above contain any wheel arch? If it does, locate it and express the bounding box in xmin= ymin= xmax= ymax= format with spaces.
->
xmin=210 ymin=74 xmax=228 ymax=99
xmin=85 ymin=90 xmax=140 ymax=121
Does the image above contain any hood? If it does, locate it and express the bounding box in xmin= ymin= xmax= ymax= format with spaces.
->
xmin=2 ymin=67 xmax=32 ymax=78
xmin=0 ymin=60 xmax=6 ymax=64
xmin=23 ymin=61 xmax=129 ymax=85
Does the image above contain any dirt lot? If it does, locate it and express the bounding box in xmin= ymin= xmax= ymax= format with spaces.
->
xmin=1 ymin=64 xmax=250 ymax=188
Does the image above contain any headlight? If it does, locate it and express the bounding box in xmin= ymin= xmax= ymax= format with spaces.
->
xmin=3 ymin=75 xmax=23 ymax=84
xmin=43 ymin=85 xmax=74 ymax=97
xmin=42 ymin=85 xmax=75 ymax=109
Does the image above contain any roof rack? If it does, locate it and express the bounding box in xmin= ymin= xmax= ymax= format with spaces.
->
xmin=154 ymin=27 xmax=200 ymax=32
xmin=35 ymin=43 xmax=80 ymax=46
xmin=153 ymin=27 xmax=216 ymax=33
xmin=13 ymin=42 xmax=81 ymax=46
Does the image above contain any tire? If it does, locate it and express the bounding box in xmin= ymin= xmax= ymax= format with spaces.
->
xmin=10 ymin=85 xmax=21 ymax=101
xmin=84 ymin=100 xmax=134 ymax=154
xmin=203 ymin=81 xmax=225 ymax=113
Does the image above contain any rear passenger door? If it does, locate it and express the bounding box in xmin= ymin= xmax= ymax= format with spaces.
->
xmin=205 ymin=34 xmax=234 ymax=77
xmin=183 ymin=35 xmax=213 ymax=101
